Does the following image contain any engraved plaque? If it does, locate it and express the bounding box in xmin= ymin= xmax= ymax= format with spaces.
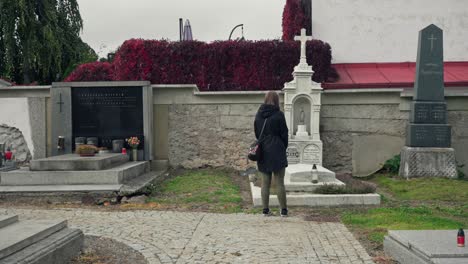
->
xmin=286 ymin=146 xmax=300 ymax=165
xmin=72 ymin=87 xmax=144 ymax=149
xmin=302 ymin=144 xmax=321 ymax=164
xmin=407 ymin=124 xmax=451 ymax=148
xmin=410 ymin=102 xmax=447 ymax=124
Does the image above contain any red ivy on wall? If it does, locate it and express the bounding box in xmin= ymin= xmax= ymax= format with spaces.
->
xmin=65 ymin=39 xmax=337 ymax=91
xmin=65 ymin=62 xmax=114 ymax=82
xmin=282 ymin=0 xmax=307 ymax=41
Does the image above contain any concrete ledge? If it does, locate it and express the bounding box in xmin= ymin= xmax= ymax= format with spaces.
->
xmin=0 ymin=219 xmax=67 ymax=259
xmin=250 ymin=182 xmax=380 ymax=207
xmin=0 ymin=86 xmax=51 ymax=98
xmin=0 ymin=215 xmax=18 ymax=229
xmin=30 ymin=153 xmax=129 ymax=171
xmin=0 ymin=228 xmax=83 ymax=264
xmin=384 ymin=235 xmax=430 ymax=264
xmin=384 ymin=230 xmax=468 ymax=264
xmin=0 ymin=184 xmax=122 ymax=193
xmin=0 ymin=162 xmax=149 ymax=185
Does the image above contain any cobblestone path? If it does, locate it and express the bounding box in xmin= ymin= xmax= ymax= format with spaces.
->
xmin=0 ymin=208 xmax=374 ymax=264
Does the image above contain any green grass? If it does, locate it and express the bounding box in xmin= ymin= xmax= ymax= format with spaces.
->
xmin=342 ymin=206 xmax=465 ymax=242
xmin=147 ymin=169 xmax=243 ymax=213
xmin=374 ymin=175 xmax=468 ymax=202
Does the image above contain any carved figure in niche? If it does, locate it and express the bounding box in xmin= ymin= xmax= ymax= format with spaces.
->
xmin=299 ymin=108 xmax=305 ymax=125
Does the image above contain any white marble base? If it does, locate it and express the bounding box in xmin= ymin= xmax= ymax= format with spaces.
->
xmin=250 ymin=182 xmax=381 ymax=207
xmin=296 ymin=125 xmax=309 ymax=138
xmin=286 ymin=164 xmax=335 ymax=182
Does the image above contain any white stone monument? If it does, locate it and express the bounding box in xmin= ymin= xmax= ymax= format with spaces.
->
xmin=283 ymin=29 xmax=323 ymax=167
xmin=282 ymin=28 xmax=343 ymax=192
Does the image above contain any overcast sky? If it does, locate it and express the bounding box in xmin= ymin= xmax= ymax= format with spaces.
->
xmin=78 ymin=0 xmax=285 ymax=58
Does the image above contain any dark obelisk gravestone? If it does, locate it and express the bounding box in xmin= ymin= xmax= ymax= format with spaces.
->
xmin=400 ymin=24 xmax=457 ymax=179
xmin=407 ymin=24 xmax=451 ymax=148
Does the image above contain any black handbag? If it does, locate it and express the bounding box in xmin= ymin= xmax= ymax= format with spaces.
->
xmin=248 ymin=118 xmax=267 ymax=161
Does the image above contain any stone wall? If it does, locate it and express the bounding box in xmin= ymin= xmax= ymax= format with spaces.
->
xmin=0 ymin=124 xmax=32 ymax=162
xmin=320 ymin=104 xmax=408 ymax=175
xmin=168 ymin=104 xmax=260 ymax=170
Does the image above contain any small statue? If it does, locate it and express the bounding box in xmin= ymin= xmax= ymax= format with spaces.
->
xmin=299 ymin=108 xmax=305 ymax=125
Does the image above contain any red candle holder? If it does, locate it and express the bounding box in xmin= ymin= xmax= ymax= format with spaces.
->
xmin=4 ymin=150 xmax=12 ymax=160
xmin=122 ymin=148 xmax=127 ymax=155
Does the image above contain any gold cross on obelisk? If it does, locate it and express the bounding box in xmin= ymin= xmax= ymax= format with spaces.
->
xmin=294 ymin=28 xmax=313 ymax=64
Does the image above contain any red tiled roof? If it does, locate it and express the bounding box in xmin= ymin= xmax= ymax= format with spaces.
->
xmin=323 ymin=62 xmax=468 ymax=89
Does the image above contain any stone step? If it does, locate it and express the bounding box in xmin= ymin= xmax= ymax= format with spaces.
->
xmin=151 ymin=159 xmax=169 ymax=171
xmin=0 ymin=184 xmax=122 ymax=193
xmin=0 ymin=227 xmax=83 ymax=264
xmin=0 ymin=219 xmax=67 ymax=259
xmin=30 ymin=153 xmax=129 ymax=171
xmin=0 ymin=215 xmax=18 ymax=229
xmin=0 ymin=161 xmax=149 ymax=186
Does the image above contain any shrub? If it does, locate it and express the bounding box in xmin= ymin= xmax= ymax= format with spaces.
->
xmin=314 ymin=176 xmax=376 ymax=194
xmin=66 ymin=39 xmax=336 ymax=91
xmin=382 ymin=155 xmax=401 ymax=174
xmin=282 ymin=0 xmax=307 ymax=41
xmin=64 ymin=62 xmax=114 ymax=82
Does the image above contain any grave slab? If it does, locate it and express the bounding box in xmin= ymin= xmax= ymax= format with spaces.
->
xmin=384 ymin=230 xmax=468 ymax=264
xmin=30 ymin=153 xmax=129 ymax=171
xmin=0 ymin=219 xmax=67 ymax=259
xmin=1 ymin=161 xmax=149 ymax=185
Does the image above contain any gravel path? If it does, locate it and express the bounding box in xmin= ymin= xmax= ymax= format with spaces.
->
xmin=1 ymin=208 xmax=374 ymax=264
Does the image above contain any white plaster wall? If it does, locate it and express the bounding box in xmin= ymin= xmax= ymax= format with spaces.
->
xmin=0 ymin=98 xmax=33 ymax=155
xmin=312 ymin=0 xmax=468 ymax=63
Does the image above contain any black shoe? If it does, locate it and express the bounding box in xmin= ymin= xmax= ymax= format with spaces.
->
xmin=262 ymin=208 xmax=272 ymax=216
xmin=281 ymin=208 xmax=288 ymax=217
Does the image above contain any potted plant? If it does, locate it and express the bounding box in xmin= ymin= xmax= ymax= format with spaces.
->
xmin=76 ymin=144 xmax=98 ymax=157
xmin=126 ymin=136 xmax=140 ymax=161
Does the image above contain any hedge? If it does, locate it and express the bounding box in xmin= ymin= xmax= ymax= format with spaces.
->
xmin=65 ymin=39 xmax=337 ymax=91
xmin=282 ymin=0 xmax=307 ymax=41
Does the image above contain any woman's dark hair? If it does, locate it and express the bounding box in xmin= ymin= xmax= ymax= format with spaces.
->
xmin=264 ymin=91 xmax=280 ymax=107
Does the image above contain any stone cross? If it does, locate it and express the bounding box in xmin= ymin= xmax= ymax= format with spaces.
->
xmin=294 ymin=28 xmax=313 ymax=63
xmin=56 ymin=93 xmax=65 ymax=113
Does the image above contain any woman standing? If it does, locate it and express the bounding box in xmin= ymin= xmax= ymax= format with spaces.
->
xmin=254 ymin=91 xmax=289 ymax=217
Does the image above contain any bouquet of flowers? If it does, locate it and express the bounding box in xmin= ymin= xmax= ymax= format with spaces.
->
xmin=126 ymin=136 xmax=140 ymax=149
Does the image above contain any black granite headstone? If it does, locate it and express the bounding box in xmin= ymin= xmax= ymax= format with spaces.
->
xmin=71 ymin=87 xmax=144 ymax=150
xmin=407 ymin=24 xmax=451 ymax=148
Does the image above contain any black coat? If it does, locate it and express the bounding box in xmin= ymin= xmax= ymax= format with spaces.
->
xmin=254 ymin=104 xmax=289 ymax=173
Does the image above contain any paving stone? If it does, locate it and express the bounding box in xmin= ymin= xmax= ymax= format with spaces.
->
xmin=0 ymin=208 xmax=374 ymax=264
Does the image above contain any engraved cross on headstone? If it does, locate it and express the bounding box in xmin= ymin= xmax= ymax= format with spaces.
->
xmin=56 ymin=93 xmax=64 ymax=113
xmin=429 ymin=34 xmax=437 ymax=52
xmin=294 ymin=28 xmax=313 ymax=64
